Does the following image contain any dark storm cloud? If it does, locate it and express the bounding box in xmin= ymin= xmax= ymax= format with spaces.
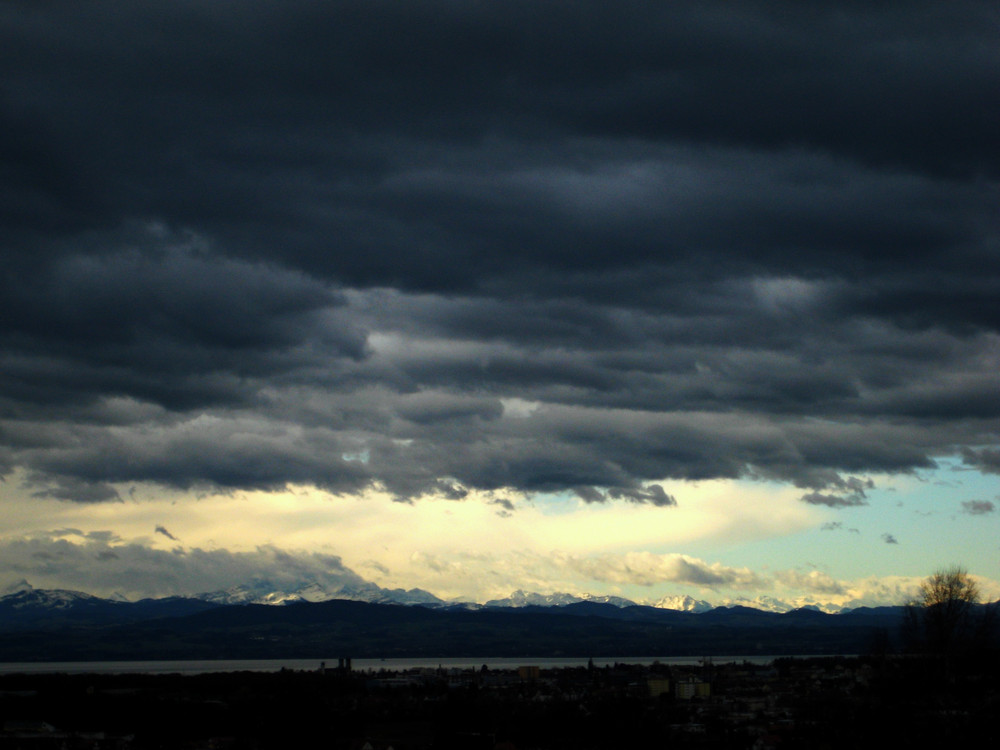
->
xmin=573 ymin=483 xmax=676 ymax=507
xmin=155 ymin=525 xmax=179 ymax=542
xmin=796 ymin=475 xmax=872 ymax=508
xmin=960 ymin=500 xmax=996 ymax=516
xmin=1 ymin=1 xmax=999 ymax=503
xmin=28 ymin=476 xmax=121 ymax=504
xmin=961 ymin=447 xmax=1000 ymax=474
xmin=801 ymin=492 xmax=868 ymax=509
xmin=609 ymin=485 xmax=676 ymax=507
xmin=490 ymin=497 xmax=515 ymax=513
xmin=820 ymin=522 xmax=860 ymax=534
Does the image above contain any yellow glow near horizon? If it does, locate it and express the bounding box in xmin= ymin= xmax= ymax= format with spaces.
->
xmin=0 ymin=468 xmax=825 ymax=602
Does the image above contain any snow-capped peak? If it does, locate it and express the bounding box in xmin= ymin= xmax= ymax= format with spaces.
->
xmin=650 ymin=594 xmax=713 ymax=613
xmin=197 ymin=584 xmax=258 ymax=605
xmin=194 ymin=580 xmax=445 ymax=607
xmin=719 ymin=595 xmax=795 ymax=613
xmin=486 ymin=590 xmax=582 ymax=608
xmin=1 ymin=585 xmax=100 ymax=610
xmin=484 ymin=590 xmax=636 ymax=608
xmin=1 ymin=579 xmax=34 ymax=597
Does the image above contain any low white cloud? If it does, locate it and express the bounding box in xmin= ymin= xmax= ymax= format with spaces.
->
xmin=2 ymin=530 xmax=998 ymax=611
xmin=0 ymin=532 xmax=366 ymax=600
xmin=774 ymin=569 xmax=845 ymax=596
xmin=565 ymin=552 xmax=763 ymax=589
xmin=402 ymin=548 xmax=767 ymax=601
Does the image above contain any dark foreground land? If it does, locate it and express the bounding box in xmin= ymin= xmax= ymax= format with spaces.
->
xmin=2 ymin=654 xmax=999 ymax=749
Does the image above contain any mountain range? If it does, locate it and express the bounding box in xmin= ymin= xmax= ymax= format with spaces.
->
xmin=0 ymin=579 xmax=911 ymax=661
xmin=0 ymin=579 xmax=858 ymax=621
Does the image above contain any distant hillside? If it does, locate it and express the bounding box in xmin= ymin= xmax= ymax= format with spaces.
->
xmin=0 ymin=586 xmax=219 ymax=632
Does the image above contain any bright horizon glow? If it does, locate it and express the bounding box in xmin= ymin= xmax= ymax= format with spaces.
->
xmin=2 ymin=458 xmax=998 ymax=609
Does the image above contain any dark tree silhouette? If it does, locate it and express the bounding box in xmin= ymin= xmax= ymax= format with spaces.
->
xmin=904 ymin=566 xmax=992 ymax=655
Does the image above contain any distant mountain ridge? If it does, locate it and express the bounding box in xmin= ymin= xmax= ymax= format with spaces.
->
xmin=195 ymin=581 xmax=445 ymax=607
xmin=651 ymin=594 xmax=714 ymax=613
xmin=0 ymin=581 xmax=219 ymax=632
xmin=483 ymin=589 xmax=638 ymax=609
xmin=0 ymin=579 xmax=885 ymax=630
xmin=192 ymin=581 xmax=861 ymax=614
xmin=0 ymin=586 xmax=915 ymax=662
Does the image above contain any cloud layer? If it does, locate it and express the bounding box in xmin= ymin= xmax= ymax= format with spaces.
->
xmin=0 ymin=531 xmax=926 ymax=609
xmin=2 ymin=1 xmax=999 ymax=506
xmin=0 ymin=531 xmax=368 ymax=600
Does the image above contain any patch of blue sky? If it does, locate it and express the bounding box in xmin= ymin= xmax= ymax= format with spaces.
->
xmin=528 ymin=490 xmax=587 ymax=516
xmin=680 ymin=460 xmax=1000 ymax=585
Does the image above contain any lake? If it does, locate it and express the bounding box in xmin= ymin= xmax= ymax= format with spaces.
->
xmin=0 ymin=654 xmax=793 ymax=675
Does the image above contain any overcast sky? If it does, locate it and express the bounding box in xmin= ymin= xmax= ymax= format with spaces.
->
xmin=2 ymin=1 xmax=999 ymax=608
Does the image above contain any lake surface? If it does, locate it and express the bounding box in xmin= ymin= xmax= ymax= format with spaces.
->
xmin=0 ymin=655 xmax=794 ymax=675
